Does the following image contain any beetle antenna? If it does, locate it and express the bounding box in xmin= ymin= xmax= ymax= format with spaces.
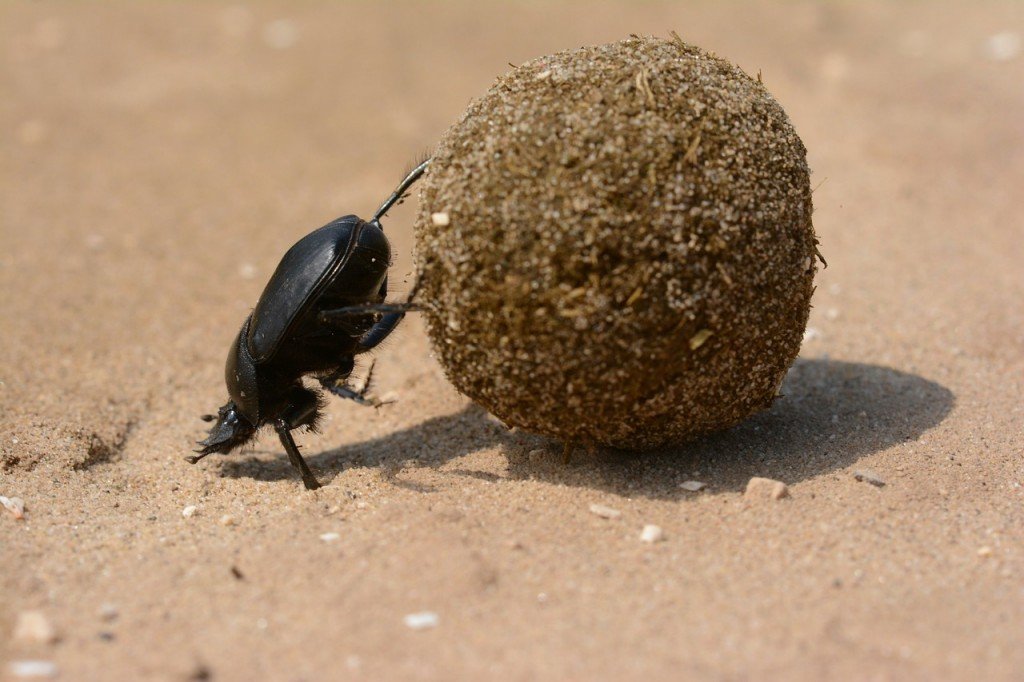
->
xmin=371 ymin=157 xmax=431 ymax=224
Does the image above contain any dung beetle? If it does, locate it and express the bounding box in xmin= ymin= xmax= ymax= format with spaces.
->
xmin=189 ymin=159 xmax=429 ymax=490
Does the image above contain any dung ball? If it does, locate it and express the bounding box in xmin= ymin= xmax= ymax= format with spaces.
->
xmin=414 ymin=35 xmax=818 ymax=449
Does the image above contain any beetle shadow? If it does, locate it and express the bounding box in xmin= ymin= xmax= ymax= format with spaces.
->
xmin=217 ymin=401 xmax=508 ymax=486
xmin=219 ymin=359 xmax=954 ymax=498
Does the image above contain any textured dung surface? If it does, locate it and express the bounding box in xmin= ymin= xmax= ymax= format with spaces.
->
xmin=416 ymin=36 xmax=817 ymax=448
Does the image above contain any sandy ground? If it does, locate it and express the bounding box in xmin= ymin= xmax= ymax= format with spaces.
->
xmin=1 ymin=1 xmax=1022 ymax=680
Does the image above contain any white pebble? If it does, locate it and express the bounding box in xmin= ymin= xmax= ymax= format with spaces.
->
xmin=13 ymin=611 xmax=58 ymax=645
xmin=853 ymin=470 xmax=886 ymax=487
xmin=589 ymin=503 xmax=622 ymax=519
xmin=238 ymin=263 xmax=257 ymax=279
xmin=98 ymin=603 xmax=119 ymax=622
xmin=403 ymin=611 xmax=439 ymax=630
xmin=219 ymin=514 xmax=236 ymax=526
xmin=744 ymin=477 xmax=789 ymax=500
xmin=182 ymin=505 xmax=198 ymax=518
xmin=319 ymin=532 xmax=340 ymax=542
xmin=802 ymin=327 xmax=821 ymax=342
xmin=640 ymin=524 xmax=665 ymax=543
xmin=983 ymin=32 xmax=1021 ymax=61
xmin=431 ymin=212 xmax=451 ymax=227
xmin=8 ymin=661 xmax=58 ymax=679
xmin=679 ymin=480 xmax=706 ymax=492
xmin=1 ymin=496 xmax=25 ymax=519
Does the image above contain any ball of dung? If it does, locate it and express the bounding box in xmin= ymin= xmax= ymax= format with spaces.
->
xmin=414 ymin=35 xmax=818 ymax=449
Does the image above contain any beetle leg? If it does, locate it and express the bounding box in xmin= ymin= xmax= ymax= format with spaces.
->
xmin=274 ymin=419 xmax=321 ymax=490
xmin=319 ymin=359 xmax=395 ymax=408
xmin=371 ymin=158 xmax=431 ymax=223
xmin=321 ymin=276 xmax=421 ymax=333
xmin=356 ymin=312 xmax=403 ymax=351
xmin=319 ymin=302 xmax=420 ymax=323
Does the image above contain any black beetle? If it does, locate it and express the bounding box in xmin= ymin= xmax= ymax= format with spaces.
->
xmin=189 ymin=160 xmax=429 ymax=490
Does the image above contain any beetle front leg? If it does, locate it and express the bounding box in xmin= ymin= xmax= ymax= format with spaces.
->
xmin=274 ymin=420 xmax=321 ymax=490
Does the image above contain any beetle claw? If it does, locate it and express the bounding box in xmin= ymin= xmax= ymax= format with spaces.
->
xmin=186 ymin=450 xmax=210 ymax=464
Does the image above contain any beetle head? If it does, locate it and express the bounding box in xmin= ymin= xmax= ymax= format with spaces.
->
xmin=191 ymin=401 xmax=256 ymax=460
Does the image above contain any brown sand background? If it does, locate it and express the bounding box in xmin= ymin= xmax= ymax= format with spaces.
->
xmin=1 ymin=1 xmax=1022 ymax=680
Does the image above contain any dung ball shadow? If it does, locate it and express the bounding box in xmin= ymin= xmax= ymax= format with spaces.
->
xmin=219 ymin=359 xmax=953 ymax=499
xmin=499 ymin=359 xmax=955 ymax=499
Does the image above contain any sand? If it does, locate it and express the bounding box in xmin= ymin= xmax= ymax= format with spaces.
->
xmin=1 ymin=2 xmax=1022 ymax=680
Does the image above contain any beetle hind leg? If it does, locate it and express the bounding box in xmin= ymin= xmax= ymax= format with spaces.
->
xmin=319 ymin=360 xmax=392 ymax=408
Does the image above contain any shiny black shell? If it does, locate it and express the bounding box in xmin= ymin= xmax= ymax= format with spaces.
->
xmin=223 ymin=215 xmax=391 ymax=424
xmin=247 ymin=215 xmax=390 ymax=363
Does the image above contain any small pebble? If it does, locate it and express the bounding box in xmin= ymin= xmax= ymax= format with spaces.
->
xmin=744 ymin=477 xmax=789 ymax=500
xmin=679 ymin=480 xmax=706 ymax=492
xmin=977 ymin=546 xmax=994 ymax=558
xmin=403 ymin=611 xmax=439 ymax=630
xmin=13 ymin=611 xmax=58 ymax=645
xmin=853 ymin=470 xmax=886 ymax=487
xmin=182 ymin=505 xmax=198 ymax=518
xmin=589 ymin=503 xmax=622 ymax=519
xmin=640 ymin=524 xmax=665 ymax=543
xmin=983 ymin=32 xmax=1021 ymax=61
xmin=430 ymin=212 xmax=450 ymax=227
xmin=320 ymin=532 xmax=340 ymax=542
xmin=219 ymin=514 xmax=236 ymax=526
xmin=8 ymin=660 xmax=58 ymax=679
xmin=98 ymin=604 xmax=119 ymax=622
xmin=1 ymin=496 xmax=26 ymax=519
